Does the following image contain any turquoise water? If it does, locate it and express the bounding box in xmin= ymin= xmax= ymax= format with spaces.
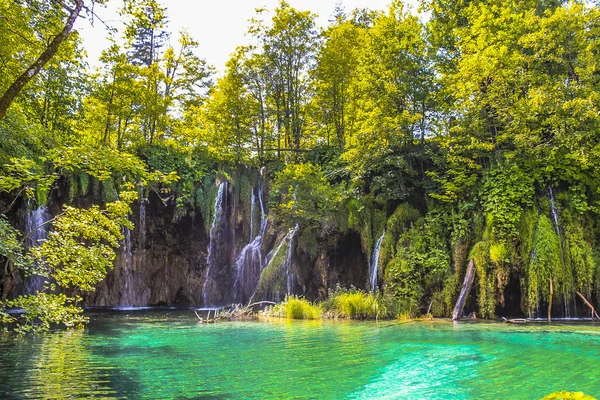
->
xmin=0 ymin=311 xmax=599 ymax=399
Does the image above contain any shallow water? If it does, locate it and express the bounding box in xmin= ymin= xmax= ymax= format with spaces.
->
xmin=1 ymin=311 xmax=599 ymax=399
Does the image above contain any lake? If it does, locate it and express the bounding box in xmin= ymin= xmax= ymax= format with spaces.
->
xmin=0 ymin=310 xmax=599 ymax=399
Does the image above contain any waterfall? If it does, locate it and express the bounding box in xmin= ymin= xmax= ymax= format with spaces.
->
xmin=24 ymin=203 xmax=50 ymax=294
xmin=250 ymin=189 xmax=255 ymax=240
xmin=233 ymin=235 xmax=263 ymax=303
xmin=114 ymin=190 xmax=136 ymax=306
xmin=548 ymin=186 xmax=576 ymax=319
xmin=548 ymin=186 xmax=560 ymax=234
xmin=369 ymin=232 xmax=385 ymax=294
xmin=250 ymin=224 xmax=299 ymax=303
xmin=257 ymin=181 xmax=267 ymax=237
xmin=232 ymin=183 xmax=269 ymax=304
xmin=285 ymin=224 xmax=299 ymax=294
xmin=120 ymin=224 xmax=136 ymax=306
xmin=139 ymin=197 xmax=146 ymax=249
xmin=202 ymin=182 xmax=228 ymax=307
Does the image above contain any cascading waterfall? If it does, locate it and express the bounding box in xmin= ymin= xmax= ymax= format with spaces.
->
xmin=232 ymin=235 xmax=263 ymax=303
xmin=202 ymin=182 xmax=228 ymax=306
xmin=285 ymin=224 xmax=299 ymax=294
xmin=250 ymin=224 xmax=299 ymax=303
xmin=23 ymin=203 xmax=50 ymax=294
xmin=369 ymin=232 xmax=385 ymax=294
xmin=232 ymin=182 xmax=269 ymax=304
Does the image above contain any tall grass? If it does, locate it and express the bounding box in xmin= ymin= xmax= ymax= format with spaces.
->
xmin=324 ymin=286 xmax=384 ymax=319
xmin=265 ymin=295 xmax=322 ymax=319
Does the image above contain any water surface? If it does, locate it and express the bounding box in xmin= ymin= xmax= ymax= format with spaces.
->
xmin=1 ymin=311 xmax=599 ymax=399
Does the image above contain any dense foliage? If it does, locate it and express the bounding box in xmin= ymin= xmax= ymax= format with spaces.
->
xmin=2 ymin=0 xmax=600 ymax=331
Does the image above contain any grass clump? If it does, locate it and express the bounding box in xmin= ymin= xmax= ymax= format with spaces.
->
xmin=324 ymin=286 xmax=383 ymax=319
xmin=264 ymin=295 xmax=322 ymax=319
xmin=542 ymin=391 xmax=595 ymax=400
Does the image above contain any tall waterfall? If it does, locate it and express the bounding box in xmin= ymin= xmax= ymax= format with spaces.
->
xmin=250 ymin=190 xmax=255 ymax=239
xmin=369 ymin=232 xmax=385 ymax=294
xmin=24 ymin=203 xmax=50 ymax=294
xmin=285 ymin=224 xmax=299 ymax=294
xmin=120 ymin=223 xmax=135 ymax=306
xmin=202 ymin=182 xmax=229 ymax=307
xmin=233 ymin=183 xmax=268 ymax=304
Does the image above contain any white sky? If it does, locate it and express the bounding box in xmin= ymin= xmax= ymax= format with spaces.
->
xmin=75 ymin=0 xmax=420 ymax=74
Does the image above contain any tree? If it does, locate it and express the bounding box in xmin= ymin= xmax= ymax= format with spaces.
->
xmin=0 ymin=0 xmax=100 ymax=121
xmin=344 ymin=0 xmax=433 ymax=200
xmin=252 ymin=1 xmax=318 ymax=154
xmin=199 ymin=51 xmax=254 ymax=162
xmin=311 ymin=9 xmax=362 ymax=151
xmin=123 ymin=0 xmax=169 ymax=67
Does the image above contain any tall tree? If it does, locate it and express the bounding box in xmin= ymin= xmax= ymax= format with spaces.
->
xmin=311 ymin=8 xmax=363 ymax=151
xmin=253 ymin=1 xmax=318 ymax=154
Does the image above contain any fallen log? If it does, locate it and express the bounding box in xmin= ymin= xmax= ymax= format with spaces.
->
xmin=502 ymin=317 xmax=528 ymax=324
xmin=576 ymin=292 xmax=600 ymax=321
xmin=452 ymin=259 xmax=476 ymax=321
xmin=246 ymin=301 xmax=276 ymax=308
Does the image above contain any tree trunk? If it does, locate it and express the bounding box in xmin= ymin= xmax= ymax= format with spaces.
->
xmin=452 ymin=259 xmax=476 ymax=321
xmin=576 ymin=291 xmax=600 ymax=320
xmin=0 ymin=0 xmax=84 ymax=121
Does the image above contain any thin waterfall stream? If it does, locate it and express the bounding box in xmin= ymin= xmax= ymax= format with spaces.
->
xmin=369 ymin=232 xmax=385 ymax=294
xmin=23 ymin=203 xmax=50 ymax=294
xmin=548 ymin=186 xmax=576 ymax=319
xmin=202 ymin=182 xmax=228 ymax=306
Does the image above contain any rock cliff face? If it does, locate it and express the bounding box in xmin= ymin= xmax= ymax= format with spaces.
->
xmin=86 ymin=192 xmax=209 ymax=307
xmin=7 ymin=173 xmax=371 ymax=307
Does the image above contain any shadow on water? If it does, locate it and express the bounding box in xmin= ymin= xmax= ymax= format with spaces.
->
xmin=0 ymin=329 xmax=139 ymax=399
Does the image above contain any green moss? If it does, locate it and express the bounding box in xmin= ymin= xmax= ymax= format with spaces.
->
xmin=253 ymin=234 xmax=290 ymax=301
xmin=382 ymin=213 xmax=451 ymax=317
xmin=518 ymin=207 xmax=538 ymax=267
xmin=564 ymin=215 xmax=595 ymax=297
xmin=471 ymin=240 xmax=496 ymax=319
xmin=379 ymin=203 xmax=420 ymax=273
xmin=68 ymin=174 xmax=78 ymax=203
xmin=196 ymin=178 xmax=219 ymax=235
xmin=102 ymin=179 xmax=118 ymax=203
xmin=346 ymin=195 xmax=386 ymax=261
xmin=527 ymin=215 xmax=565 ymax=313
xmin=79 ymin=173 xmax=90 ymax=197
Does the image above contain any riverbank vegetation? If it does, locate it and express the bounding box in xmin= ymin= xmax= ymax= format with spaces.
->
xmin=263 ymin=288 xmax=383 ymax=320
xmin=2 ymin=0 xmax=600 ymax=331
